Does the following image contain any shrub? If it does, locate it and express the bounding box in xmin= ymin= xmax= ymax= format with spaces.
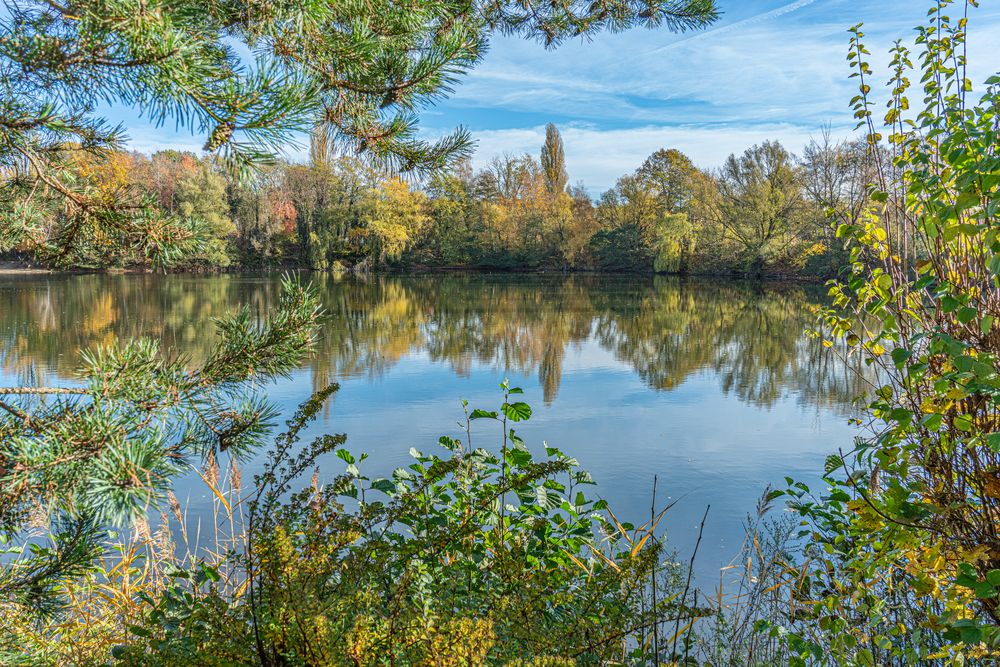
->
xmin=115 ymin=382 xmax=697 ymax=665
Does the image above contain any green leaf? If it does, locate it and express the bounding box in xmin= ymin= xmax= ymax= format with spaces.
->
xmin=501 ymin=401 xmax=532 ymax=422
xmin=199 ymin=563 xmax=220 ymax=582
xmin=923 ymin=413 xmax=943 ymax=431
xmin=127 ymin=625 xmax=152 ymax=639
xmin=957 ymin=306 xmax=978 ymax=324
xmin=824 ymin=454 xmax=844 ymax=475
xmin=392 ymin=467 xmax=417 ymax=482
xmin=956 ymin=191 xmax=980 ymax=210
xmin=370 ymin=479 xmax=396 ymax=494
xmin=506 ymin=448 xmax=532 ymax=466
xmin=536 ymin=486 xmax=560 ymax=509
xmin=469 ymin=409 xmax=498 ymax=420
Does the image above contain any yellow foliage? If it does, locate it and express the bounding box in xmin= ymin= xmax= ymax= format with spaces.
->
xmin=359 ymin=178 xmax=429 ymax=262
xmin=504 ymin=657 xmax=575 ymax=667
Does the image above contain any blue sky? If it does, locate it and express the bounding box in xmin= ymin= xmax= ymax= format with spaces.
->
xmin=118 ymin=0 xmax=1000 ymax=193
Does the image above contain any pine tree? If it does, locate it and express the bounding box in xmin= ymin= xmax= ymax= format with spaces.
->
xmin=0 ymin=276 xmax=322 ymax=612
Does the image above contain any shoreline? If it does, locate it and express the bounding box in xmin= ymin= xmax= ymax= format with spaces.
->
xmin=0 ymin=261 xmax=830 ymax=283
xmin=0 ymin=263 xmax=51 ymax=275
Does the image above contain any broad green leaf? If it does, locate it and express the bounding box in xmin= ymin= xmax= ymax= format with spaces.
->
xmin=957 ymin=306 xmax=977 ymax=324
xmin=370 ymin=479 xmax=396 ymax=494
xmin=502 ymin=401 xmax=532 ymax=422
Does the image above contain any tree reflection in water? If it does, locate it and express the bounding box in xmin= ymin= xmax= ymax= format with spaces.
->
xmin=0 ymin=273 xmax=868 ymax=411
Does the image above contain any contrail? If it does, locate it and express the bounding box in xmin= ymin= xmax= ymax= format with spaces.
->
xmin=646 ymin=0 xmax=824 ymax=55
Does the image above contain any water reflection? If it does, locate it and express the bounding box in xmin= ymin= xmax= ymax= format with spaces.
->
xmin=0 ymin=273 xmax=865 ymax=411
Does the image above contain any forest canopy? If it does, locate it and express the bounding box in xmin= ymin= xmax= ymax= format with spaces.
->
xmin=0 ymin=0 xmax=719 ymax=268
xmin=2 ymin=127 xmax=867 ymax=276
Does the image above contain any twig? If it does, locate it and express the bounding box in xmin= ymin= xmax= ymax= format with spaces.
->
xmin=672 ymin=504 xmax=709 ymax=659
xmin=651 ymin=474 xmax=660 ymax=667
xmin=0 ymin=387 xmax=87 ymax=395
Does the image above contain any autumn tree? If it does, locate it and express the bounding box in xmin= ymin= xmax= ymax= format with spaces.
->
xmin=540 ymin=123 xmax=569 ymax=195
xmin=355 ymin=178 xmax=430 ymax=265
xmin=592 ymin=171 xmax=660 ymax=271
xmin=710 ymin=141 xmax=809 ymax=273
xmin=418 ymin=159 xmax=481 ymax=265
xmin=174 ymin=159 xmax=235 ymax=266
xmin=797 ymin=129 xmax=876 ymax=274
xmin=139 ymin=151 xmax=200 ymax=214
xmin=636 ymin=148 xmax=698 ymax=214
xmin=563 ymin=184 xmax=599 ymax=266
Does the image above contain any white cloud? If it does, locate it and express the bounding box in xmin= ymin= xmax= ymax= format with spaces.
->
xmin=449 ymin=0 xmax=1000 ymax=129
xmin=109 ymin=0 xmax=1000 ymax=191
xmin=124 ymin=127 xmax=205 ymax=155
xmin=468 ymin=123 xmax=858 ymax=193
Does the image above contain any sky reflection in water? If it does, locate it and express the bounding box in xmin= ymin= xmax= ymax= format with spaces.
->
xmin=0 ymin=272 xmax=865 ymax=583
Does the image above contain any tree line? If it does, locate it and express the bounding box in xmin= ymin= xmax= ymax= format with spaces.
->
xmin=5 ymin=125 xmax=874 ymax=277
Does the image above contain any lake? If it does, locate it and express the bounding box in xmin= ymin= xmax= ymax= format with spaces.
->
xmin=0 ymin=272 xmax=864 ymax=584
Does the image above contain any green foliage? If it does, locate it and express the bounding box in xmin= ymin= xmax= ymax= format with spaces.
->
xmin=114 ymin=383 xmax=693 ymax=665
xmin=761 ymin=2 xmax=1000 ymax=663
xmin=0 ymin=277 xmax=322 ymax=618
xmin=588 ymin=223 xmax=653 ymax=272
xmin=636 ymin=148 xmax=698 ymax=215
xmin=175 ymin=160 xmax=235 ymax=267
xmin=652 ymin=212 xmax=694 ymax=274
xmin=709 ymin=141 xmax=809 ymax=274
xmin=354 ymin=178 xmax=430 ymax=265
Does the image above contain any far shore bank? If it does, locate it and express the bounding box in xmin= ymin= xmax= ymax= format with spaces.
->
xmin=0 ymin=262 xmax=50 ymax=275
xmin=0 ymin=260 xmax=830 ymax=283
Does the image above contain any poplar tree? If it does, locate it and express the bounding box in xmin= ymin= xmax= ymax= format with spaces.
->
xmin=540 ymin=123 xmax=569 ymax=195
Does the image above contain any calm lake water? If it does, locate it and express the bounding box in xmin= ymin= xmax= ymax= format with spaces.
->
xmin=0 ymin=272 xmax=864 ymax=582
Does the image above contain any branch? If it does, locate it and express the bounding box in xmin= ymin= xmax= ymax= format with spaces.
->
xmin=0 ymin=387 xmax=88 ymax=396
